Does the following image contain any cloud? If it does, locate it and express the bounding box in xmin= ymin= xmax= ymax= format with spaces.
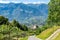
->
xmin=0 ymin=1 xmax=21 ymax=3
xmin=0 ymin=0 xmax=20 ymax=1
xmin=0 ymin=0 xmax=21 ymax=3
xmin=0 ymin=0 xmax=49 ymax=4
xmin=0 ymin=1 xmax=9 ymax=3
xmin=23 ymin=2 xmax=47 ymax=4
xmin=0 ymin=1 xmax=46 ymax=4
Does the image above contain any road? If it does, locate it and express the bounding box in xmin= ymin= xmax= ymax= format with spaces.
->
xmin=28 ymin=35 xmax=42 ymax=40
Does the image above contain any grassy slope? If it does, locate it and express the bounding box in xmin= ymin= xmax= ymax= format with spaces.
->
xmin=37 ymin=26 xmax=60 ymax=40
xmin=20 ymin=37 xmax=28 ymax=40
xmin=53 ymin=33 xmax=60 ymax=40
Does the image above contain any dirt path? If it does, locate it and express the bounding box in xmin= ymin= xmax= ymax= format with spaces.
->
xmin=46 ymin=29 xmax=60 ymax=40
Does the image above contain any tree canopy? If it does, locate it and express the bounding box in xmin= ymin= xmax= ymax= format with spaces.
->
xmin=11 ymin=20 xmax=28 ymax=31
xmin=47 ymin=0 xmax=60 ymax=26
xmin=0 ymin=16 xmax=8 ymax=25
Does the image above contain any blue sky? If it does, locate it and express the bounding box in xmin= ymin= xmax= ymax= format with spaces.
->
xmin=0 ymin=0 xmax=50 ymax=4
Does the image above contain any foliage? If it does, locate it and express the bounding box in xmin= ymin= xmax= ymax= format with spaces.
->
xmin=47 ymin=0 xmax=60 ymax=26
xmin=0 ymin=16 xmax=29 ymax=40
xmin=0 ymin=16 xmax=52 ymax=40
xmin=37 ymin=0 xmax=60 ymax=39
xmin=11 ymin=20 xmax=28 ymax=31
xmin=0 ymin=16 xmax=8 ymax=25
xmin=20 ymin=37 xmax=28 ymax=40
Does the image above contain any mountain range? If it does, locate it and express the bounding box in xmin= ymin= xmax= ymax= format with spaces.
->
xmin=0 ymin=3 xmax=48 ymax=26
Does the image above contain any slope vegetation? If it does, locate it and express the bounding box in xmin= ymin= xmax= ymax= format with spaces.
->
xmin=46 ymin=29 xmax=60 ymax=40
xmin=54 ymin=33 xmax=60 ymax=40
xmin=37 ymin=26 xmax=60 ymax=40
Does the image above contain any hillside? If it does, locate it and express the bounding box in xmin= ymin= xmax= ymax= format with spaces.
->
xmin=0 ymin=3 xmax=48 ymax=26
xmin=37 ymin=26 xmax=60 ymax=40
xmin=54 ymin=33 xmax=60 ymax=40
xmin=46 ymin=29 xmax=60 ymax=40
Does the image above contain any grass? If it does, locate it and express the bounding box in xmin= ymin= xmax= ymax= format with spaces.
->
xmin=37 ymin=26 xmax=60 ymax=40
xmin=20 ymin=37 xmax=28 ymax=40
xmin=53 ymin=33 xmax=60 ymax=40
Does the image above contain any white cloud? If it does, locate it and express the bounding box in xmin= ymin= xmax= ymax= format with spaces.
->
xmin=0 ymin=0 xmax=21 ymax=3
xmin=20 ymin=2 xmax=47 ymax=4
xmin=33 ymin=2 xmax=46 ymax=4
xmin=0 ymin=0 xmax=48 ymax=4
xmin=0 ymin=1 xmax=10 ymax=3
xmin=0 ymin=0 xmax=20 ymax=1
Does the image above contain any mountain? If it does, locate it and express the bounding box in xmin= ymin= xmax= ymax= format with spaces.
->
xmin=0 ymin=3 xmax=48 ymax=26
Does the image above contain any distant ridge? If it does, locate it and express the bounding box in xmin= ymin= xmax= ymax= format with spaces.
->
xmin=0 ymin=3 xmax=48 ymax=26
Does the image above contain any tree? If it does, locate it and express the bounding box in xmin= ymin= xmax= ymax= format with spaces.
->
xmin=22 ymin=25 xmax=28 ymax=31
xmin=0 ymin=16 xmax=8 ymax=25
xmin=47 ymin=0 xmax=60 ymax=26
xmin=11 ymin=20 xmax=28 ymax=31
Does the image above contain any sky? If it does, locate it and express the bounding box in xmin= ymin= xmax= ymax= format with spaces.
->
xmin=0 ymin=0 xmax=50 ymax=4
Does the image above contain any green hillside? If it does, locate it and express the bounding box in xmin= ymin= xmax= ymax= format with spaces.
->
xmin=37 ymin=26 xmax=60 ymax=40
xmin=54 ymin=33 xmax=60 ymax=40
